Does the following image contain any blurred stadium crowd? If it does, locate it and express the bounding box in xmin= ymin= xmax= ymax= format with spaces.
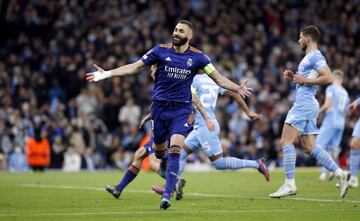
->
xmin=0 ymin=0 xmax=359 ymax=171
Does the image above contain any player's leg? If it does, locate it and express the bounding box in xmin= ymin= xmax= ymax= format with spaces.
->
xmin=194 ymin=124 xmax=270 ymax=180
xmin=316 ymin=126 xmax=333 ymax=181
xmin=269 ymin=123 xmax=300 ymax=198
xmin=301 ymin=134 xmax=350 ymax=198
xmin=160 ymin=134 xmax=184 ymax=209
xmin=349 ymin=120 xmax=360 ymax=188
xmin=105 ymin=146 xmax=148 ymax=199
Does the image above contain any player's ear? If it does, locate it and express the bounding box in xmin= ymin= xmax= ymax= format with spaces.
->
xmin=188 ymin=32 xmax=193 ymax=41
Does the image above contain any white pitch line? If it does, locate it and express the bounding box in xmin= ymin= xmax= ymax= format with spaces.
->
xmin=18 ymin=184 xmax=360 ymax=204
xmin=0 ymin=208 xmax=359 ymax=217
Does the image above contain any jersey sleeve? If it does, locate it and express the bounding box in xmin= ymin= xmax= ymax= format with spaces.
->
xmin=325 ymin=86 xmax=333 ymax=99
xmin=356 ymin=98 xmax=360 ymax=105
xmin=198 ymin=53 xmax=215 ymax=75
xmin=312 ymin=53 xmax=328 ymax=71
xmin=141 ymin=45 xmax=160 ymax=66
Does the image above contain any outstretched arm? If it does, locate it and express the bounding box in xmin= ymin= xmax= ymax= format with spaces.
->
xmin=224 ymin=91 xmax=263 ymax=121
xmin=86 ymin=60 xmax=147 ymax=82
xmin=191 ymin=93 xmax=215 ymax=131
xmin=208 ymin=69 xmax=252 ymax=98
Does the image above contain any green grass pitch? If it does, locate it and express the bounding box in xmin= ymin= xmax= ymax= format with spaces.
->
xmin=0 ymin=168 xmax=359 ymax=221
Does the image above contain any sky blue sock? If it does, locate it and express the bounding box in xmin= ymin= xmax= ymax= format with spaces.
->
xmin=178 ymin=148 xmax=188 ymax=177
xmin=311 ymin=147 xmax=339 ymax=173
xmin=116 ymin=164 xmax=139 ymax=191
xmin=350 ymin=149 xmax=360 ymax=177
xmin=163 ymin=152 xmax=180 ymax=200
xmin=212 ymin=157 xmax=259 ymax=170
xmin=283 ymin=145 xmax=296 ymax=179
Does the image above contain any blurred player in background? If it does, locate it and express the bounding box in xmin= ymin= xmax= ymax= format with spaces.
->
xmin=269 ymin=25 xmax=350 ymax=199
xmin=316 ymin=70 xmax=349 ymax=182
xmin=86 ymin=20 xmax=252 ymax=209
xmin=347 ymin=98 xmax=360 ymax=188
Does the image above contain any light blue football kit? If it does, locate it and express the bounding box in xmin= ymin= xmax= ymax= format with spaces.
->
xmin=350 ymin=98 xmax=360 ymax=178
xmin=352 ymin=98 xmax=360 ymax=138
xmin=316 ymin=85 xmax=349 ymax=149
xmin=283 ymin=50 xmax=340 ymax=180
xmin=316 ymin=84 xmax=349 ymax=175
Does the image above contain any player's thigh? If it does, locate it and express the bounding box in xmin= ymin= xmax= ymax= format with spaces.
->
xmin=280 ymin=123 xmax=301 ymax=146
xmin=300 ymin=134 xmax=316 ymax=154
xmin=197 ymin=125 xmax=222 ymax=158
xmin=184 ymin=129 xmax=201 ymax=153
xmin=169 ymin=107 xmax=193 ymax=141
xmin=151 ymin=103 xmax=169 ymax=145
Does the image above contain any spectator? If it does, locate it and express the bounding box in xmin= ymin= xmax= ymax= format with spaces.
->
xmin=25 ymin=127 xmax=50 ymax=171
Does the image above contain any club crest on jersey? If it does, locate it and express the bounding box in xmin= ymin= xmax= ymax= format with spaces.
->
xmin=187 ymin=58 xmax=193 ymax=67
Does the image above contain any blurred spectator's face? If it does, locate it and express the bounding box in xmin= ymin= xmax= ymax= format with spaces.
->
xmin=298 ymin=32 xmax=309 ymax=51
xmin=172 ymin=23 xmax=192 ymax=46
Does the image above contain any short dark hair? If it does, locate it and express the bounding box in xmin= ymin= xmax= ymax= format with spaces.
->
xmin=178 ymin=20 xmax=193 ymax=31
xmin=333 ymin=69 xmax=344 ymax=78
xmin=300 ymin=25 xmax=321 ymax=42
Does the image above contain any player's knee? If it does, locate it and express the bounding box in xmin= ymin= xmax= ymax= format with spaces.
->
xmin=212 ymin=158 xmax=226 ymax=170
xmin=280 ymin=138 xmax=291 ymax=147
xmin=168 ymin=145 xmax=181 ymax=157
xmin=154 ymin=144 xmax=167 ymax=159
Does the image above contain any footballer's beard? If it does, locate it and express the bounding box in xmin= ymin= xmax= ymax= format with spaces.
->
xmin=301 ymin=43 xmax=307 ymax=52
xmin=172 ymin=36 xmax=188 ymax=46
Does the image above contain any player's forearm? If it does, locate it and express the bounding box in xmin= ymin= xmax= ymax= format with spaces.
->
xmin=192 ymin=95 xmax=210 ymax=121
xmin=110 ymin=63 xmax=142 ymax=77
xmin=141 ymin=113 xmax=151 ymax=124
xmin=226 ymin=91 xmax=251 ymax=115
xmin=213 ymin=74 xmax=240 ymax=93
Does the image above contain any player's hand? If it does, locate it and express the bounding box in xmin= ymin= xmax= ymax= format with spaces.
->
xmin=347 ymin=101 xmax=359 ymax=112
xmin=293 ymin=72 xmax=306 ymax=84
xmin=205 ymin=120 xmax=216 ymax=132
xmin=247 ymin=112 xmax=263 ymax=121
xmin=85 ymin=64 xmax=112 ymax=82
xmin=283 ymin=69 xmax=294 ymax=80
xmin=238 ymin=80 xmax=253 ymax=98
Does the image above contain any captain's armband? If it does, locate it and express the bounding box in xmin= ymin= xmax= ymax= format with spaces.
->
xmin=203 ymin=63 xmax=215 ymax=75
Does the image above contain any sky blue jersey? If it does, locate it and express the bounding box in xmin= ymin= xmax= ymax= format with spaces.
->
xmin=294 ymin=49 xmax=328 ymax=107
xmin=141 ymin=44 xmax=211 ymax=103
xmin=191 ymin=74 xmax=226 ymax=127
xmin=321 ymin=85 xmax=350 ymax=129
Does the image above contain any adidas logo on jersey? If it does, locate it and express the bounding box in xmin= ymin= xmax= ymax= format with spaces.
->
xmin=184 ymin=123 xmax=189 ymax=127
xmin=165 ymin=57 xmax=171 ymax=61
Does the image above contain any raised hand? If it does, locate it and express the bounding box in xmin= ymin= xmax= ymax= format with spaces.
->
xmin=238 ymin=80 xmax=253 ymax=98
xmin=85 ymin=64 xmax=112 ymax=82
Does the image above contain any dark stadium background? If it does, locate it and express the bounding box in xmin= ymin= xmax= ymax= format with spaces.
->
xmin=0 ymin=0 xmax=359 ymax=172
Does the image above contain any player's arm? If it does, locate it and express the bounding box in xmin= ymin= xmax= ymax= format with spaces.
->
xmin=293 ymin=67 xmax=333 ymax=85
xmin=139 ymin=113 xmax=151 ymax=129
xmin=347 ymin=98 xmax=360 ymax=112
xmin=86 ymin=60 xmax=147 ymax=82
xmin=191 ymin=93 xmax=215 ymax=131
xmin=224 ymin=91 xmax=263 ymax=120
xmin=206 ymin=67 xmax=252 ymax=98
xmin=319 ymin=97 xmax=332 ymax=113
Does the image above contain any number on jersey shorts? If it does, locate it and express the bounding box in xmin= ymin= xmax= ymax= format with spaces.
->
xmin=184 ymin=123 xmax=222 ymax=157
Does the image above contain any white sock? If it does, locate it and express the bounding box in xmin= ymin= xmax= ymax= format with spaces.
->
xmin=285 ymin=178 xmax=296 ymax=186
xmin=334 ymin=168 xmax=343 ymax=177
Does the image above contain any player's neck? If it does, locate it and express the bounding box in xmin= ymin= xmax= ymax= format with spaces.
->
xmin=305 ymin=43 xmax=317 ymax=55
xmin=173 ymin=43 xmax=189 ymax=53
